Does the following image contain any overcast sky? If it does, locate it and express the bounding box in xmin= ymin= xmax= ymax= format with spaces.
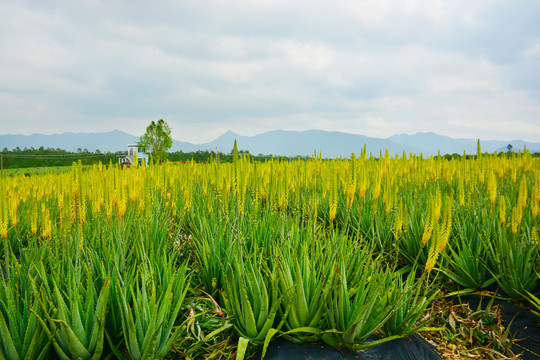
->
xmin=1 ymin=0 xmax=539 ymax=143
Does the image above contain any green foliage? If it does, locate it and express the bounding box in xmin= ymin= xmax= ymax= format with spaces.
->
xmin=32 ymin=265 xmax=110 ymax=360
xmin=486 ymin=230 xmax=539 ymax=300
xmin=276 ymin=242 xmax=335 ymax=333
xmin=441 ymin=218 xmax=495 ymax=289
xmin=0 ymin=257 xmax=51 ymax=360
xmin=221 ymin=255 xmax=284 ymax=343
xmin=139 ymin=119 xmax=172 ymax=164
xmin=323 ymin=249 xmax=405 ymax=349
xmin=526 ymin=285 xmax=540 ymax=317
xmin=0 ymin=148 xmax=117 ymax=170
xmin=382 ymin=270 xmax=439 ymax=337
xmin=116 ymin=261 xmax=189 ymax=360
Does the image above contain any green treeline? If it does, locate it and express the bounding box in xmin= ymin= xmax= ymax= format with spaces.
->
xmin=0 ymin=147 xmax=118 ymax=169
xmin=0 ymin=147 xmax=307 ymax=170
xmin=2 ymin=147 xmax=537 ymax=170
xmin=167 ymin=149 xmax=308 ymax=163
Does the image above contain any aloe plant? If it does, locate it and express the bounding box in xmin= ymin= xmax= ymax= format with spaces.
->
xmin=188 ymin=210 xmax=236 ymax=295
xmin=323 ymin=258 xmax=404 ymax=349
xmin=116 ymin=261 xmax=189 ymax=360
xmin=382 ymin=270 xmax=439 ymax=337
xmin=33 ymin=266 xmax=111 ymax=360
xmin=0 ymin=263 xmax=51 ymax=360
xmin=441 ymin=219 xmax=495 ymax=289
xmin=486 ymin=230 xmax=538 ymax=299
xmin=221 ymin=255 xmax=285 ymax=344
xmin=397 ymin=198 xmax=430 ymax=265
xmin=276 ymin=241 xmax=336 ymax=335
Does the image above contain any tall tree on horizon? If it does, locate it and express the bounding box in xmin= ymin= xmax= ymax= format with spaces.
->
xmin=139 ymin=119 xmax=172 ymax=164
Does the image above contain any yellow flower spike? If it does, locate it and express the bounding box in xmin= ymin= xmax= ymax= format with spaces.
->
xmin=71 ymin=191 xmax=78 ymax=223
xmin=392 ymin=201 xmax=404 ymax=239
xmin=79 ymin=192 xmax=87 ymax=224
xmin=0 ymin=194 xmax=8 ymax=239
xmin=372 ymin=171 xmax=381 ymax=202
xmin=328 ymin=163 xmax=338 ymax=222
xmin=437 ymin=197 xmax=453 ymax=254
xmin=118 ymin=184 xmax=127 ymax=219
xmin=421 ymin=195 xmax=435 ymax=246
xmin=434 ymin=188 xmax=442 ymax=222
xmin=183 ymin=176 xmax=193 ymax=212
xmin=478 ymin=171 xmax=485 ymax=185
xmin=499 ymin=195 xmax=506 ymax=225
xmin=458 ymin=177 xmax=465 ymax=207
xmin=534 ymin=174 xmax=540 ymax=205
xmin=31 ymin=205 xmax=38 ymax=236
xmin=531 ymin=226 xmax=538 ymax=245
xmin=359 ymin=171 xmax=367 ymax=199
xmin=425 ymin=223 xmax=439 ymax=274
xmin=172 ymin=201 xmax=177 ymax=218
xmin=511 ymin=206 xmax=520 ymax=235
xmin=488 ymin=171 xmax=497 ymax=209
xmin=511 ymin=168 xmax=517 ymax=183
xmin=518 ymin=175 xmax=528 ymax=210
xmin=42 ymin=208 xmax=52 ymax=239
xmin=8 ymin=197 xmax=18 ymax=228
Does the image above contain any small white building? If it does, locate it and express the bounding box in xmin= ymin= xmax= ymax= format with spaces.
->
xmin=118 ymin=144 xmax=149 ymax=167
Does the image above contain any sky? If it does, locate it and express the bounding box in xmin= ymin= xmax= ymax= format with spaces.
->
xmin=1 ymin=0 xmax=540 ymax=144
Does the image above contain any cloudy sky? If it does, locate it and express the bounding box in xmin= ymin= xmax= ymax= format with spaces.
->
xmin=1 ymin=0 xmax=540 ymax=143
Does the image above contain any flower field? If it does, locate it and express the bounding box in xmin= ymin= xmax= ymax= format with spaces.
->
xmin=1 ymin=146 xmax=539 ymax=359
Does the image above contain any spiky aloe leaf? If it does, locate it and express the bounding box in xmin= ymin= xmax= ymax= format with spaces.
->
xmin=116 ymin=262 xmax=189 ymax=360
xmin=117 ymin=284 xmax=142 ymax=360
xmin=0 ymin=267 xmax=51 ymax=360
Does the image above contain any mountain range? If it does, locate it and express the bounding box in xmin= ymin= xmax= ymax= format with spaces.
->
xmin=1 ymin=129 xmax=539 ymax=158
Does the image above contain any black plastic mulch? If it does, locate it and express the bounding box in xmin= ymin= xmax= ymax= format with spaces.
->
xmin=252 ymin=333 xmax=441 ymax=360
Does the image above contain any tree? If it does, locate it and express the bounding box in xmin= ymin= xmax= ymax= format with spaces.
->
xmin=139 ymin=119 xmax=173 ymax=164
xmin=507 ymin=144 xmax=513 ymax=154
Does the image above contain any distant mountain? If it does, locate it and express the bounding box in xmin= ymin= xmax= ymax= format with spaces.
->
xmin=170 ymin=139 xmax=200 ymax=153
xmin=0 ymin=130 xmax=140 ymax=153
xmin=0 ymin=130 xmax=198 ymax=153
xmin=1 ymin=129 xmax=539 ymax=157
xmin=200 ymin=129 xmax=423 ymax=158
xmin=389 ymin=132 xmax=540 ymax=156
xmin=390 ymin=132 xmax=474 ymax=156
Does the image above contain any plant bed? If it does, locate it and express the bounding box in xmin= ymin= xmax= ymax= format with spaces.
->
xmin=1 ymin=151 xmax=539 ymax=359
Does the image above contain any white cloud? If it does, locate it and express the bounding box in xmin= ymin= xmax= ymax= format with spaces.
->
xmin=521 ymin=40 xmax=540 ymax=59
xmin=448 ymin=119 xmax=540 ymax=141
xmin=0 ymin=0 xmax=539 ymax=144
xmin=282 ymin=40 xmax=337 ymax=73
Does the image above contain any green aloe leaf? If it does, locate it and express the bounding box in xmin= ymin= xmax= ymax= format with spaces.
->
xmin=116 ymin=261 xmax=189 ymax=360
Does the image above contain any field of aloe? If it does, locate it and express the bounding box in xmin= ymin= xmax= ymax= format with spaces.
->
xmin=1 ymin=145 xmax=539 ymax=359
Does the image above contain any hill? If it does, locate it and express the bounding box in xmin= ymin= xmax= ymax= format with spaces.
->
xmin=2 ymin=129 xmax=539 ymax=157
